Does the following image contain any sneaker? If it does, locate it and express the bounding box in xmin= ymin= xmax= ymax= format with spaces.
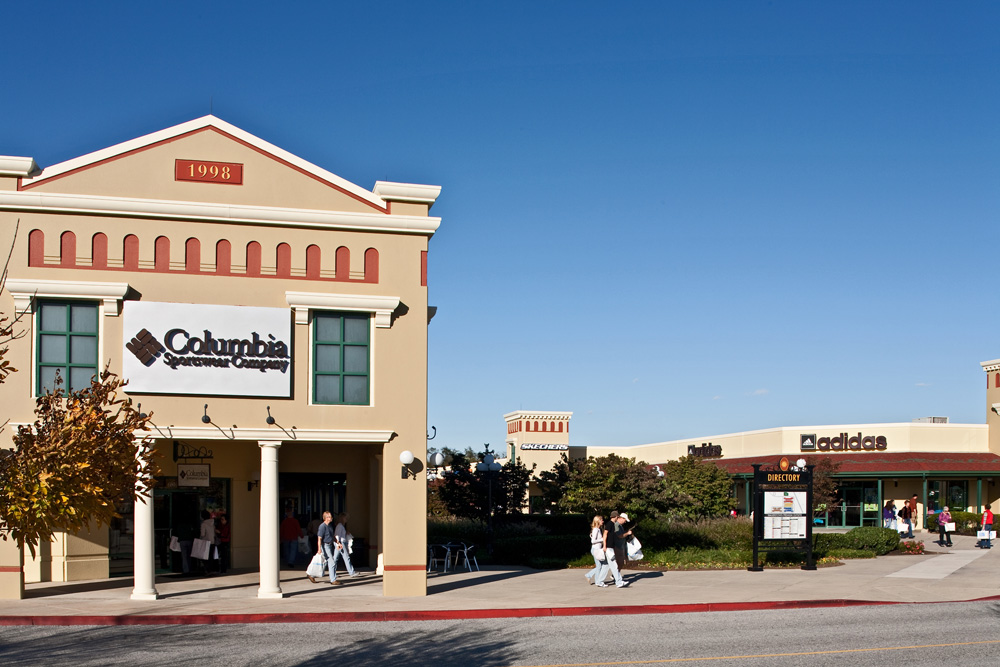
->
xmin=307 ymin=575 xmax=317 ymax=584
xmin=596 ymin=583 xmax=608 ymax=588
xmin=616 ymin=582 xmax=629 ymax=588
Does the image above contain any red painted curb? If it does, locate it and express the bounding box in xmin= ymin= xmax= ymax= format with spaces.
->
xmin=2 ymin=594 xmax=999 ymax=626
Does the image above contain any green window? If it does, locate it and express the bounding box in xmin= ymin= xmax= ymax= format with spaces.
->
xmin=313 ymin=312 xmax=370 ymax=405
xmin=36 ymin=300 xmax=99 ymax=395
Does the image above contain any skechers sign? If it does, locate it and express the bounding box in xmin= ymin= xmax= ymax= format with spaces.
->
xmin=122 ymin=302 xmax=292 ymax=397
xmin=800 ymin=432 xmax=887 ymax=452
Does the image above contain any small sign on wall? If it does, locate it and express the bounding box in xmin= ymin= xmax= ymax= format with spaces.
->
xmin=178 ymin=464 xmax=211 ymax=488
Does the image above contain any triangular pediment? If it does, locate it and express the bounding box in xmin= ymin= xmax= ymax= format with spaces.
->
xmin=18 ymin=116 xmax=387 ymax=214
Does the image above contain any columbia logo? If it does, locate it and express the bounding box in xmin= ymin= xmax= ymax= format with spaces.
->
xmin=127 ymin=329 xmax=164 ymax=367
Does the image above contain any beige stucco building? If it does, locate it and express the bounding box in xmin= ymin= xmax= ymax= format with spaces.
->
xmin=0 ymin=116 xmax=439 ymax=599
xmin=510 ymin=367 xmax=1000 ymax=530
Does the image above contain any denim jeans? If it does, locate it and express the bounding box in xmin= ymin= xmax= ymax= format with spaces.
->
xmin=597 ymin=548 xmax=624 ymax=586
xmin=282 ymin=540 xmax=299 ymax=566
xmin=585 ymin=551 xmax=604 ymax=580
xmin=331 ymin=543 xmax=356 ymax=576
xmin=321 ymin=543 xmax=338 ymax=582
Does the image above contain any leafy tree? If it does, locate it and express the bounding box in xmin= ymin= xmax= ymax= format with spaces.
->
xmin=1 ymin=230 xmax=160 ymax=557
xmin=810 ymin=457 xmax=842 ymax=516
xmin=435 ymin=448 xmax=534 ymax=522
xmin=551 ymin=453 xmax=692 ymax=521
xmin=659 ymin=455 xmax=736 ymax=519
xmin=0 ymin=370 xmax=160 ymax=556
xmin=535 ymin=453 xmax=572 ymax=514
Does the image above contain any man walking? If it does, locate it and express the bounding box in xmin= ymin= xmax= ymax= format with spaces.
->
xmin=898 ymin=500 xmax=914 ymax=539
xmin=280 ymin=507 xmax=301 ymax=569
xmin=980 ymin=504 xmax=994 ymax=549
xmin=309 ymin=511 xmax=342 ymax=585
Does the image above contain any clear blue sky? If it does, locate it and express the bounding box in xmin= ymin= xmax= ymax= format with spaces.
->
xmin=3 ymin=3 xmax=998 ymax=450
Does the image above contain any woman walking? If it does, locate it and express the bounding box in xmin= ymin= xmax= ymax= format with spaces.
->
xmin=937 ymin=506 xmax=953 ymax=547
xmin=585 ymin=515 xmax=607 ymax=587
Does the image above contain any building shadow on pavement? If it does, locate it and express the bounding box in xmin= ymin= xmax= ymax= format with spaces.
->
xmin=426 ymin=569 xmax=535 ymax=594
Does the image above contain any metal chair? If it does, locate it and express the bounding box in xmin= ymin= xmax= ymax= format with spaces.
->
xmin=451 ymin=543 xmax=479 ymax=572
xmin=427 ymin=544 xmax=450 ymax=572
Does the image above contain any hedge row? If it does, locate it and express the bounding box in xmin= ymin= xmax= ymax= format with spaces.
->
xmin=813 ymin=527 xmax=899 ymax=555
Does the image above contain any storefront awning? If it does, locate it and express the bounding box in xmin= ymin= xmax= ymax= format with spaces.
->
xmin=699 ymin=452 xmax=1000 ymax=477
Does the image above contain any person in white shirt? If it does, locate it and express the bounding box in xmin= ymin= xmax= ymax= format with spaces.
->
xmin=333 ymin=512 xmax=361 ymax=577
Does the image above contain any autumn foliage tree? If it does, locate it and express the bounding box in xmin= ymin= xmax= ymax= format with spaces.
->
xmin=0 ymin=370 xmax=159 ymax=555
xmin=1 ymin=229 xmax=159 ymax=556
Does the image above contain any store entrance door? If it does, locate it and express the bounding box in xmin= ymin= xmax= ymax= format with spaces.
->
xmin=152 ymin=478 xmax=230 ymax=574
xmin=827 ymin=482 xmax=879 ymax=528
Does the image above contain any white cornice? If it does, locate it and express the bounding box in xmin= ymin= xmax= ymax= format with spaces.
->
xmin=4 ymin=278 xmax=129 ymax=316
xmin=285 ymin=291 xmax=400 ymax=327
xmin=19 ymin=115 xmax=389 ymax=210
xmin=0 ymin=156 xmax=36 ymax=177
xmin=373 ymin=181 xmax=442 ymax=207
xmin=504 ymin=410 xmax=574 ymax=422
xmin=0 ymin=190 xmax=441 ymax=236
xmin=10 ymin=424 xmax=396 ymax=444
xmin=982 ymin=359 xmax=1000 ymax=372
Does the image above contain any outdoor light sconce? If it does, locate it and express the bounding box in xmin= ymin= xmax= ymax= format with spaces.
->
xmin=202 ymin=403 xmax=236 ymax=439
xmin=248 ymin=471 xmax=260 ymax=492
xmin=400 ymin=450 xmax=417 ymax=479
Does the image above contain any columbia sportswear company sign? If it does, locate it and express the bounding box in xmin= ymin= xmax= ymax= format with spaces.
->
xmin=122 ymin=302 xmax=292 ymax=397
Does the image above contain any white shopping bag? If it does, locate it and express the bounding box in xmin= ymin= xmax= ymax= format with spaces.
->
xmin=306 ymin=552 xmax=326 ymax=579
xmin=626 ymin=536 xmax=644 ymax=561
xmin=977 ymin=530 xmax=997 ymax=540
xmin=944 ymin=523 xmax=956 ymax=532
xmin=191 ymin=538 xmax=211 ymax=561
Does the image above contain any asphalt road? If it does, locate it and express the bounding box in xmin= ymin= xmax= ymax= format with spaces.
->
xmin=2 ymin=600 xmax=999 ymax=666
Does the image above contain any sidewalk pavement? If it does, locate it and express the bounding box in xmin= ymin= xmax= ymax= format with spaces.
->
xmin=1 ymin=533 xmax=997 ymax=625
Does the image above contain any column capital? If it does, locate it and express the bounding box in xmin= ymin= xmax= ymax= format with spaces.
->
xmin=258 ymin=440 xmax=282 ymax=449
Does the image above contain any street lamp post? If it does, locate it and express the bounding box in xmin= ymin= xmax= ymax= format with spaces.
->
xmin=476 ymin=444 xmax=502 ymax=555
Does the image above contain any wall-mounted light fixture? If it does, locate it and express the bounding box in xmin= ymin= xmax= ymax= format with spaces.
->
xmin=400 ymin=450 xmax=416 ymax=479
xmin=248 ymin=471 xmax=260 ymax=492
xmin=893 ymin=478 xmax=898 ymax=487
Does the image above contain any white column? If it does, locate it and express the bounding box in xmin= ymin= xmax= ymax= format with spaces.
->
xmin=130 ymin=441 xmax=158 ymax=601
xmin=257 ymin=440 xmax=283 ymax=599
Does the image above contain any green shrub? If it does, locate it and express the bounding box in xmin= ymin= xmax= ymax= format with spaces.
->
xmin=490 ymin=535 xmax=587 ymax=566
xmin=821 ymin=548 xmax=876 ymax=559
xmin=519 ymin=513 xmax=588 ymax=535
xmin=635 ymin=517 xmax=752 ymax=551
xmin=427 ymin=516 xmax=488 ymax=544
xmin=839 ymin=526 xmax=900 ymax=555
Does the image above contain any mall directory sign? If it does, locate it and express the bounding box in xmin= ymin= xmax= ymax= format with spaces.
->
xmin=749 ymin=458 xmax=816 ymax=572
xmin=122 ymin=301 xmax=292 ymax=397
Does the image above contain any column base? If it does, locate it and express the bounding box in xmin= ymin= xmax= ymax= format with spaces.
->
xmin=130 ymin=591 xmax=159 ymax=601
xmin=257 ymin=589 xmax=284 ymax=599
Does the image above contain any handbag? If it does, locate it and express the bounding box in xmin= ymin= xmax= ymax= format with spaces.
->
xmin=191 ymin=538 xmax=211 ymax=561
xmin=306 ymin=552 xmax=326 ymax=579
xmin=591 ymin=545 xmax=607 ymax=562
xmin=169 ymin=536 xmax=181 ymax=552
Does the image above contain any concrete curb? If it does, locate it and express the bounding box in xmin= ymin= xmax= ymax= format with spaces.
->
xmin=3 ymin=595 xmax=999 ymax=625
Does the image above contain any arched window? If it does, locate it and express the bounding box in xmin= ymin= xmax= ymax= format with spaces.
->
xmin=276 ymin=243 xmax=291 ymax=278
xmin=246 ymin=242 xmax=262 ymax=277
xmin=91 ymin=233 xmax=108 ymax=269
xmin=123 ymin=235 xmax=140 ymax=270
xmin=185 ymin=238 xmax=201 ymax=273
xmin=306 ymin=245 xmax=322 ymax=279
xmin=364 ymin=248 xmax=379 ymax=283
xmin=60 ymin=231 xmax=77 ymax=267
xmin=28 ymin=229 xmax=44 ymax=266
xmin=335 ymin=246 xmax=350 ymax=281
xmin=215 ymin=240 xmax=232 ymax=275
xmin=154 ymin=236 xmax=170 ymax=272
